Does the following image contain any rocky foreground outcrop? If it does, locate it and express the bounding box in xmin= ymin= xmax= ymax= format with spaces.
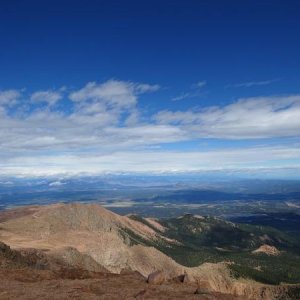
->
xmin=0 ymin=203 xmax=299 ymax=299
xmin=0 ymin=241 xmax=244 ymax=299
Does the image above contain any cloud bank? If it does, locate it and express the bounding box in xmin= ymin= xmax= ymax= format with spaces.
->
xmin=155 ymin=95 xmax=300 ymax=138
xmin=0 ymin=79 xmax=300 ymax=176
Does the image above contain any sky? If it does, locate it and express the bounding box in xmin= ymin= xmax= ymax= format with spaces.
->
xmin=0 ymin=0 xmax=300 ymax=177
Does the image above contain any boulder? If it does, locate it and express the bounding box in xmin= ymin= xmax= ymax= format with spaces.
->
xmin=194 ymin=287 xmax=211 ymax=295
xmin=147 ymin=270 xmax=166 ymax=285
xmin=194 ymin=287 xmax=217 ymax=299
xmin=176 ymin=271 xmax=194 ymax=283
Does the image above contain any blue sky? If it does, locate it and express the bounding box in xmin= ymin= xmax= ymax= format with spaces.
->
xmin=0 ymin=0 xmax=300 ymax=177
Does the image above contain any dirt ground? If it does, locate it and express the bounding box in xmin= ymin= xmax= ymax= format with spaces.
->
xmin=0 ymin=268 xmax=244 ymax=300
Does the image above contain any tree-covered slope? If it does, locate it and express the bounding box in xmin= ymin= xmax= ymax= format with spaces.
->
xmin=128 ymin=213 xmax=300 ymax=285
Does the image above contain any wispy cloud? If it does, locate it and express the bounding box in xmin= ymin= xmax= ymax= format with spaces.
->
xmin=172 ymin=80 xmax=206 ymax=101
xmin=193 ymin=80 xmax=207 ymax=88
xmin=226 ymin=78 xmax=279 ymax=88
xmin=172 ymin=92 xmax=195 ymax=101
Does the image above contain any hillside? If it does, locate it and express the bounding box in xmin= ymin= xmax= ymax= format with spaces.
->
xmin=1 ymin=241 xmax=249 ymax=300
xmin=0 ymin=203 xmax=299 ymax=299
xmin=129 ymin=213 xmax=300 ymax=285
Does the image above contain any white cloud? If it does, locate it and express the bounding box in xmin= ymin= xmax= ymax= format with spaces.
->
xmin=1 ymin=79 xmax=300 ymax=176
xmin=135 ymin=83 xmax=160 ymax=94
xmin=155 ymin=95 xmax=300 ymax=138
xmin=0 ymin=89 xmax=21 ymax=106
xmin=30 ymin=89 xmax=63 ymax=106
xmin=1 ymin=145 xmax=300 ymax=176
xmin=0 ymin=79 xmax=165 ymax=156
xmin=49 ymin=180 xmax=65 ymax=186
xmin=69 ymin=79 xmax=159 ymax=110
xmin=103 ymin=125 xmax=187 ymax=146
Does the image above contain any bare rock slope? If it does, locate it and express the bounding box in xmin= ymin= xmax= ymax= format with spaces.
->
xmin=0 ymin=203 xmax=183 ymax=275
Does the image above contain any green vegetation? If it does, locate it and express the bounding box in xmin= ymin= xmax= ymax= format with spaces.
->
xmin=127 ymin=213 xmax=300 ymax=285
xmin=229 ymin=252 xmax=300 ymax=285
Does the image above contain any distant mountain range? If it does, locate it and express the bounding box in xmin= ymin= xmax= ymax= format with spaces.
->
xmin=1 ymin=176 xmax=300 ymax=193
